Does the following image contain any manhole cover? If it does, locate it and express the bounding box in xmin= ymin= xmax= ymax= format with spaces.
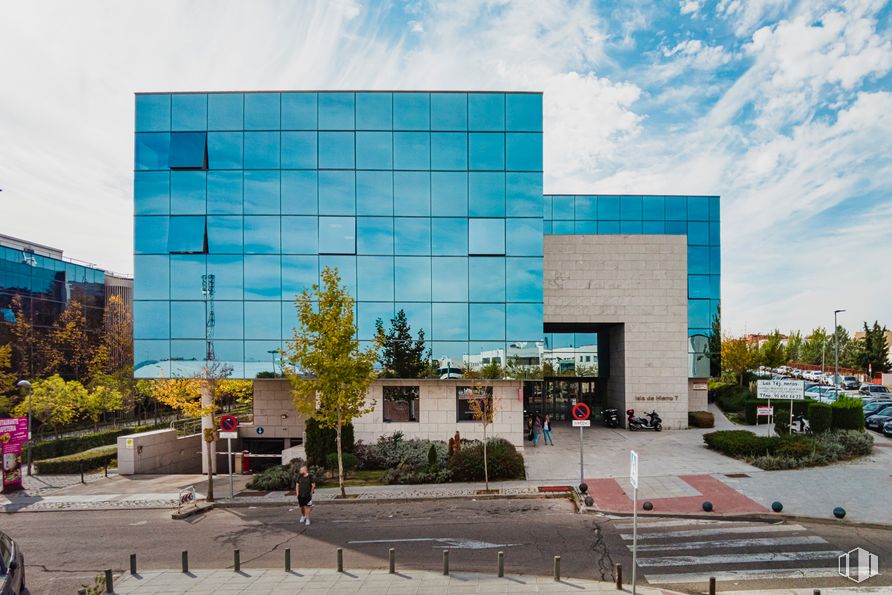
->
xmin=724 ymin=473 xmax=750 ymax=478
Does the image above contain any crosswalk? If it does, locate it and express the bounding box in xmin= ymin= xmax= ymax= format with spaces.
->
xmin=614 ymin=517 xmax=843 ymax=587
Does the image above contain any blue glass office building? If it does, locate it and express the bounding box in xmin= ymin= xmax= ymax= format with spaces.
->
xmin=133 ymin=91 xmax=718 ymax=381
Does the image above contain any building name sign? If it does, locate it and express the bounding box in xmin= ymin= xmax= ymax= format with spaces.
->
xmin=634 ymin=395 xmax=679 ymax=402
xmin=757 ymin=379 xmax=805 ymax=401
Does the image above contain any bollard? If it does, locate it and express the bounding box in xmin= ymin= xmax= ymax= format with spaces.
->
xmin=615 ymin=563 xmax=622 ymax=589
xmin=104 ymin=464 xmax=108 ymax=478
xmin=709 ymin=576 xmax=716 ymax=595
xmin=104 ymin=569 xmax=113 ymax=593
xmin=337 ymin=548 xmax=344 ymax=572
xmin=442 ymin=550 xmax=449 ymax=576
xmin=813 ymin=591 xmax=821 ymax=595
xmin=285 ymin=548 xmax=291 ymax=572
xmin=80 ymin=462 xmax=85 ymax=484
xmin=389 ymin=548 xmax=395 ymax=574
xmin=553 ymin=556 xmax=560 ymax=581
xmin=130 ymin=553 xmax=137 ymax=575
xmin=498 ymin=551 xmax=504 ymax=577
xmin=182 ymin=550 xmax=189 ymax=573
xmin=78 ymin=590 xmax=87 ymax=595
xmin=234 ymin=549 xmax=240 ymax=573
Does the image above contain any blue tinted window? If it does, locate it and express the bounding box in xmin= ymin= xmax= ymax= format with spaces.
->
xmin=469 ymin=219 xmax=505 ymax=255
xmin=688 ymin=196 xmax=709 ymax=221
xmin=356 ymin=93 xmax=392 ymax=130
xmin=357 ymin=257 xmax=394 ymax=301
xmin=431 ymin=172 xmax=468 ymax=216
xmin=688 ymin=222 xmax=709 ymax=246
xmin=135 ymin=217 xmax=168 ymax=254
xmin=134 ymin=255 xmax=169 ymax=300
xmin=245 ymin=301 xmax=281 ymax=340
xmin=506 ymin=257 xmax=542 ymax=302
xmin=134 ymin=301 xmax=170 ymax=340
xmin=281 ymin=132 xmax=317 ymax=169
xmin=470 ymin=303 xmax=505 ymax=340
xmin=708 ymin=196 xmax=720 ymax=221
xmin=358 ymin=302 xmax=394 ymax=340
xmin=396 ymin=303 xmax=432 ymax=338
xmin=506 ymin=172 xmax=542 ymax=217
xmin=642 ymin=196 xmax=664 ymax=220
xmin=575 ymin=221 xmax=597 ymax=233
xmin=356 ymin=132 xmax=392 ymax=169
xmin=207 ymin=255 xmax=243 ymax=299
xmin=318 ymin=171 xmax=355 ymax=215
xmin=709 ymin=275 xmax=720 ymax=297
xmin=469 ymin=133 xmax=504 ymax=170
xmin=281 ymin=216 xmax=318 ymax=254
xmin=168 ymin=216 xmax=206 ymax=253
xmin=244 ymin=216 xmax=280 ymax=254
xmin=432 ymin=303 xmax=468 ymax=341
xmin=244 ymin=132 xmax=280 ymax=169
xmin=170 ymin=171 xmax=205 ymax=214
xmin=551 ymin=221 xmax=573 ymax=234
xmin=357 ymin=217 xmax=394 ymax=254
xmin=431 ymin=257 xmax=468 ymax=301
xmin=207 ymin=171 xmax=243 ymax=214
xmin=136 ymin=95 xmax=170 ymax=132
xmin=135 ymin=171 xmax=169 ymax=215
xmin=244 ymin=255 xmax=281 ymax=300
xmin=394 ymin=172 xmax=430 ymax=216
xmin=282 ymin=256 xmax=318 ymax=298
xmin=543 ymin=196 xmax=553 ymax=220
xmin=394 ymin=218 xmax=431 ymax=255
xmin=709 ymin=221 xmax=720 ymax=246
xmin=169 ymin=132 xmax=207 ymax=169
xmin=394 ymin=93 xmax=430 ymax=130
xmin=207 ymin=216 xmax=242 ymax=254
xmin=135 ymin=133 xmax=169 ymax=170
xmin=432 ymin=218 xmax=468 ymax=256
xmin=620 ymin=196 xmax=643 ymax=220
xmin=688 ymin=246 xmax=709 ymax=274
xmin=599 ymin=221 xmax=620 ymax=234
xmin=282 ymin=93 xmax=317 ymax=130
xmin=431 ymin=93 xmax=467 ymax=131
xmin=169 ymin=255 xmax=206 ymax=299
xmin=468 ymin=93 xmax=504 ymax=131
xmin=553 ymin=196 xmax=574 ymax=220
xmin=710 ymin=246 xmax=721 ymax=274
xmin=506 ymin=94 xmax=542 ymax=132
xmin=172 ymin=94 xmax=206 ymax=131
xmin=393 ymin=132 xmax=430 ymax=170
xmin=431 ymin=133 xmax=467 ymax=170
xmin=506 ymin=303 xmax=543 ymax=339
xmin=468 ymin=173 xmax=505 ymax=216
xmin=319 ymin=93 xmax=355 ymax=130
xmin=319 ymin=132 xmax=355 ymax=169
xmin=244 ymin=170 xmax=280 ymax=214
xmin=665 ymin=196 xmax=687 ymax=220
xmin=357 ymin=171 xmax=393 ymax=216
xmin=170 ymin=302 xmax=206 ymax=339
xmin=469 ymin=258 xmax=505 ymax=301
xmin=394 ymin=257 xmax=431 ymax=301
xmin=688 ymin=299 xmax=711 ymax=329
xmin=319 ymin=217 xmax=356 ymax=254
xmin=598 ymin=196 xmax=620 ymax=219
xmin=244 ymin=93 xmax=280 ymax=130
xmin=506 ymin=219 xmax=542 ymax=256
xmin=688 ymin=275 xmax=710 ymax=298
xmin=506 ymin=133 xmax=541 ymax=171
xmin=319 ymin=256 xmax=356 ymax=296
xmin=207 ymin=132 xmax=243 ymax=169
xmin=281 ymin=171 xmax=318 ymax=215
xmin=619 ymin=221 xmax=642 ymax=234
xmin=213 ymin=302 xmax=244 ymax=340
xmin=208 ymin=93 xmax=243 ymax=130
xmin=665 ymin=221 xmax=687 ymax=234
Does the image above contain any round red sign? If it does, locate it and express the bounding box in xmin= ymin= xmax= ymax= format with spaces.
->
xmin=571 ymin=403 xmax=591 ymax=421
xmin=219 ymin=415 xmax=238 ymax=432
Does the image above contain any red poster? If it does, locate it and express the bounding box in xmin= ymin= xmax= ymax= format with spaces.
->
xmin=0 ymin=417 xmax=29 ymax=492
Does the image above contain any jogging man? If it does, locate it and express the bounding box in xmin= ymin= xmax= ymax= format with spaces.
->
xmin=296 ymin=465 xmax=315 ymax=525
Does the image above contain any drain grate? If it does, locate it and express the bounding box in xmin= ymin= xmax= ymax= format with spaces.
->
xmin=724 ymin=473 xmax=750 ymax=478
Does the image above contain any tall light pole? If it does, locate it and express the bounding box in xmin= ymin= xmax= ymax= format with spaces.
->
xmin=16 ymin=380 xmax=32 ymax=476
xmin=834 ymin=309 xmax=845 ymax=388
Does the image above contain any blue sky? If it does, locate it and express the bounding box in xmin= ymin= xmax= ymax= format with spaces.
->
xmin=0 ymin=0 xmax=890 ymax=335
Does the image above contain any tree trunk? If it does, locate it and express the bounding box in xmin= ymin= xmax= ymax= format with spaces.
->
xmin=206 ymin=435 xmax=215 ymax=502
xmin=336 ymin=408 xmax=345 ymax=498
xmin=482 ymin=415 xmax=489 ymax=492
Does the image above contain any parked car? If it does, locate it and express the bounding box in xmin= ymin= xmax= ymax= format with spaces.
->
xmin=884 ymin=420 xmax=892 ymax=438
xmin=0 ymin=530 xmax=26 ymax=595
xmin=842 ymin=376 xmax=860 ymax=390
xmin=865 ymin=405 xmax=892 ymax=431
xmin=859 ymin=384 xmax=891 ymax=398
xmin=804 ymin=386 xmax=825 ymax=399
xmin=863 ymin=400 xmax=892 ymax=415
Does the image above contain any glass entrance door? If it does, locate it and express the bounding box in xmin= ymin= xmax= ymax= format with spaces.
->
xmin=524 ymin=378 xmax=602 ymax=424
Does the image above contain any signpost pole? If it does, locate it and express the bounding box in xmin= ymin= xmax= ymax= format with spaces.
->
xmin=789 ymin=399 xmax=794 ymax=435
xmin=630 ymin=450 xmax=638 ymax=595
xmin=579 ymin=424 xmax=584 ymax=486
xmin=767 ymin=397 xmax=772 ymax=436
xmin=227 ymin=437 xmax=234 ymax=500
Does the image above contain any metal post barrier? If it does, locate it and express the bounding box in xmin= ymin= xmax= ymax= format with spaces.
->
xmin=78 ymin=590 xmax=87 ymax=595
xmin=285 ymin=548 xmax=291 ymax=572
xmin=130 ymin=553 xmax=137 ymax=575
xmin=80 ymin=462 xmax=85 ymax=484
xmin=389 ymin=548 xmax=395 ymax=574
xmin=615 ymin=563 xmax=622 ymax=589
xmin=709 ymin=577 xmax=716 ymax=595
xmin=182 ymin=550 xmax=189 ymax=573
xmin=104 ymin=569 xmax=113 ymax=593
xmin=813 ymin=591 xmax=821 ymax=595
xmin=104 ymin=464 xmax=108 ymax=478
xmin=442 ymin=550 xmax=449 ymax=576
xmin=553 ymin=556 xmax=560 ymax=581
xmin=498 ymin=551 xmax=504 ymax=577
xmin=337 ymin=548 xmax=343 ymax=572
xmin=234 ymin=549 xmax=240 ymax=572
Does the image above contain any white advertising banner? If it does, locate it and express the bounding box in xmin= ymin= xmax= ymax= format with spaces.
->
xmin=757 ymin=379 xmax=805 ymax=400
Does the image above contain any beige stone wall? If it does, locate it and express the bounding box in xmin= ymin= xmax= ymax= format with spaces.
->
xmin=688 ymin=378 xmax=709 ymax=412
xmin=117 ymin=429 xmax=202 ymax=475
xmin=544 ymin=235 xmax=690 ymax=429
xmin=240 ymin=378 xmax=307 ymax=440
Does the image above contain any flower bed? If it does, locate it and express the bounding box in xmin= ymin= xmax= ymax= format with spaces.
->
xmin=703 ymin=429 xmax=873 ymax=470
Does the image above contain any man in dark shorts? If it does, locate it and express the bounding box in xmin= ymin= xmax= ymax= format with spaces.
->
xmin=296 ymin=465 xmax=315 ymax=526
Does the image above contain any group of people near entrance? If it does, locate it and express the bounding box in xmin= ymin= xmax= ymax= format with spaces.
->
xmin=529 ymin=414 xmax=554 ymax=446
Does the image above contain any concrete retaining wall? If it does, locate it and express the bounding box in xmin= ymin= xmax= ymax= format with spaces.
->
xmin=117 ymin=429 xmax=202 ymax=475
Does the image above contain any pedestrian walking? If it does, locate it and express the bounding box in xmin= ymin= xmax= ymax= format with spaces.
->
xmin=296 ymin=465 xmax=315 ymax=526
xmin=542 ymin=414 xmax=554 ymax=445
xmin=532 ymin=415 xmax=542 ymax=447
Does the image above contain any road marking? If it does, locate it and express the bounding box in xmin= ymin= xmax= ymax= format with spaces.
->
xmin=629 ymin=535 xmax=827 ymax=552
xmin=620 ymin=523 xmax=806 ymax=541
xmin=128 ymin=520 xmax=148 ymax=526
xmin=347 ymin=538 xmax=520 ymax=549
xmin=614 ymin=519 xmax=749 ymax=530
xmin=646 ymin=567 xmax=843 ymax=584
xmin=638 ymin=549 xmax=842 ymax=567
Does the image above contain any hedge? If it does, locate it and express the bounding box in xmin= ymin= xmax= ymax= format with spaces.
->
xmin=26 ymin=424 xmax=164 ymax=461
xmin=34 ymin=445 xmax=117 ymax=475
xmin=703 ymin=430 xmax=777 ymax=457
xmin=831 ymin=397 xmax=865 ymax=430
xmin=710 ymin=383 xmax=752 ymax=413
xmin=304 ymin=418 xmax=354 ymax=467
xmin=449 ymin=438 xmax=525 ymax=482
xmin=808 ymin=403 xmax=833 ymax=433
xmin=744 ymin=399 xmax=814 ymax=424
xmin=688 ymin=411 xmax=715 ymax=428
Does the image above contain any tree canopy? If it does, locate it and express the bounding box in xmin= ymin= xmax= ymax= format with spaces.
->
xmin=375 ymin=309 xmax=429 ymax=378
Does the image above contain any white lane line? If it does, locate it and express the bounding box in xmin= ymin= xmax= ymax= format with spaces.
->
xmin=630 ymin=535 xmax=827 ymax=552
xmin=620 ymin=524 xmax=806 ymax=541
xmin=645 ymin=567 xmax=842 ymax=584
xmin=638 ymin=550 xmax=843 ymax=567
xmin=614 ymin=519 xmax=742 ymax=530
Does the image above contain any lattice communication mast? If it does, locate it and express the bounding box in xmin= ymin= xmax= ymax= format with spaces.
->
xmin=201 ymin=273 xmax=216 ymax=361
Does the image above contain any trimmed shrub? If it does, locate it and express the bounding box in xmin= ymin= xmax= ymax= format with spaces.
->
xmin=448 ymin=438 xmax=525 ymax=482
xmin=710 ymin=383 xmax=751 ymax=413
xmin=808 ymin=403 xmax=833 ymax=433
xmin=356 ymin=433 xmax=448 ymax=471
xmin=773 ymin=407 xmax=790 ymax=435
xmin=688 ymin=411 xmax=715 ymax=428
xmin=247 ymin=462 xmax=302 ymax=490
xmin=382 ymin=464 xmax=452 ymax=485
xmin=703 ymin=430 xmax=776 ymax=457
xmin=34 ymin=445 xmax=117 ymax=475
xmin=304 ymin=418 xmax=354 ymax=467
xmin=26 ymin=424 xmax=163 ymax=461
xmin=831 ymin=397 xmax=865 ymax=431
xmin=427 ymin=443 xmax=439 ymax=471
xmin=324 ymin=452 xmax=357 ymax=473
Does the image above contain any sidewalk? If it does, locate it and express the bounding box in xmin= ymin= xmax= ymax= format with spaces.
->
xmin=112 ymin=568 xmax=680 ymax=594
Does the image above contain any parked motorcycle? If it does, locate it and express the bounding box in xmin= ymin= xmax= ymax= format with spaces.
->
xmin=627 ymin=409 xmax=662 ymax=431
xmin=603 ymin=407 xmax=620 ymax=428
xmin=791 ymin=413 xmax=811 ymax=434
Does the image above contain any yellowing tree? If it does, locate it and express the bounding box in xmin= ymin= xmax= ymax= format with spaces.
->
xmin=82 ymin=385 xmax=124 ymax=431
xmin=283 ymin=267 xmax=379 ymax=498
xmin=13 ymin=375 xmax=84 ymax=438
xmin=465 ymin=383 xmax=500 ymax=492
xmin=721 ymin=336 xmax=759 ymax=385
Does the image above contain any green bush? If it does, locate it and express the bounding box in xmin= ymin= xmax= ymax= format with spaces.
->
xmin=246 ymin=463 xmax=301 ymax=490
xmin=34 ymin=445 xmax=117 ymax=475
xmin=710 ymin=383 xmax=751 ymax=413
xmin=26 ymin=424 xmax=163 ymax=461
xmin=382 ymin=463 xmax=452 ymax=485
xmin=744 ymin=399 xmax=814 ymax=424
xmin=703 ymin=430 xmax=777 ymax=457
xmin=808 ymin=403 xmax=833 ymax=433
xmin=831 ymin=397 xmax=865 ymax=430
xmin=705 ymin=429 xmax=872 ymax=470
xmin=448 ymin=438 xmax=525 ymax=482
xmin=774 ymin=407 xmax=790 ymax=435
xmin=356 ymin=433 xmax=448 ymax=471
xmin=304 ymin=418 xmax=354 ymax=467
xmin=688 ymin=411 xmax=715 ymax=428
xmin=324 ymin=452 xmax=357 ymax=473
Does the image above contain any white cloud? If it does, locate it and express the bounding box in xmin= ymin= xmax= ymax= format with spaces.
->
xmin=680 ymin=0 xmax=703 ymax=16
xmin=717 ymin=0 xmax=791 ymax=37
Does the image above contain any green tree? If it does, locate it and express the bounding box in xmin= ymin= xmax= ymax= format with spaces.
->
xmin=760 ymin=330 xmax=786 ymax=368
xmin=44 ymin=299 xmax=95 ymax=381
xmin=801 ymin=327 xmax=830 ymax=366
xmin=283 ymin=267 xmax=379 ymax=498
xmin=708 ymin=312 xmax=722 ymax=377
xmin=784 ymin=331 xmax=802 ymax=363
xmin=375 ymin=309 xmax=429 ymax=378
xmin=721 ymin=336 xmax=759 ymax=385
xmin=479 ymin=360 xmax=504 ymax=379
xmin=855 ymin=321 xmax=891 ymax=374
xmin=13 ymin=375 xmax=84 ymax=438
xmin=81 ymin=385 xmax=124 ymax=431
xmin=0 ymin=344 xmax=15 ymax=416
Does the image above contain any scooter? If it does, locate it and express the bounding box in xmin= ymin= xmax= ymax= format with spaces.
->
xmin=627 ymin=409 xmax=662 ymax=431
xmin=791 ymin=413 xmax=811 ymax=434
xmin=603 ymin=408 xmax=620 ymax=428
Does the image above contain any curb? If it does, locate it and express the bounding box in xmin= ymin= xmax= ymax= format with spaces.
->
xmin=215 ymin=491 xmax=573 ymax=508
xmin=171 ymin=501 xmax=215 ymax=519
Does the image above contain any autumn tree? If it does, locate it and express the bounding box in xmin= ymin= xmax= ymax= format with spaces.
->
xmin=13 ymin=375 xmax=83 ymax=438
xmin=465 ymin=383 xmax=500 ymax=492
xmin=375 ymin=309 xmax=429 ymax=378
xmin=721 ymin=336 xmax=759 ymax=385
xmin=81 ymin=385 xmax=124 ymax=431
xmin=0 ymin=345 xmax=15 ymax=416
xmin=44 ymin=299 xmax=94 ymax=381
xmin=283 ymin=267 xmax=379 ymax=498
xmin=9 ymin=294 xmax=39 ymax=378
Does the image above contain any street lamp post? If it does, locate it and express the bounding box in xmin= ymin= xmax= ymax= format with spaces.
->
xmin=16 ymin=380 xmax=32 ymax=476
xmin=834 ymin=309 xmax=845 ymax=388
xmin=267 ymin=349 xmax=278 ymax=376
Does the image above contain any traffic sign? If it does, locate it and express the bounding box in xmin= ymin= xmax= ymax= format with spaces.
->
xmin=571 ymin=403 xmax=591 ymax=421
xmin=256 ymin=426 xmax=265 ymax=435
xmin=572 ymin=419 xmax=591 ymax=427
xmin=219 ymin=415 xmax=238 ymax=432
xmin=756 ymin=405 xmax=774 ymax=417
xmin=630 ymin=450 xmax=639 ymax=489
xmin=219 ymin=431 xmax=238 ymax=439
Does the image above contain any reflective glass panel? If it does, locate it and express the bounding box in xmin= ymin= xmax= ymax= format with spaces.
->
xmin=213 ymin=301 xmax=244 ymax=340
xmin=170 ymin=302 xmax=206 ymax=339
xmin=169 ymin=132 xmax=207 ymax=169
xmin=575 ymin=221 xmax=597 ymax=233
xmin=281 ymin=170 xmax=318 ymax=215
xmin=356 ymin=92 xmax=392 ymax=130
xmin=170 ymin=171 xmax=206 ymax=215
xmin=244 ymin=131 xmax=280 ymax=169
xmin=394 ymin=257 xmax=431 ymax=301
xmin=393 ymin=133 xmax=430 ymax=170
xmin=135 ymin=133 xmax=169 ymax=170
xmin=665 ymin=196 xmax=687 ymax=220
xmin=134 ymin=255 xmax=169 ymax=300
xmin=281 ymin=132 xmax=318 ymax=169
xmin=207 ymin=132 xmax=243 ymax=170
xmin=394 ymin=93 xmax=430 ymax=130
xmin=506 ymin=94 xmax=542 ymax=132
xmin=207 ymin=255 xmax=243 ymax=299
xmin=597 ymin=196 xmax=620 ymax=219
xmin=357 ymin=171 xmax=393 ymax=216
xmin=506 ymin=303 xmax=543 ymax=340
xmin=432 ymin=303 xmax=468 ymax=340
xmin=688 ymin=299 xmax=711 ymax=329
xmin=665 ymin=221 xmax=687 ymax=234
xmin=598 ymin=221 xmax=619 ymax=234
xmin=506 ymin=172 xmax=542 ymax=217
xmin=431 ymin=218 xmax=468 ymax=256
xmin=431 ymin=133 xmax=467 ymax=170
xmin=245 ymin=301 xmax=281 ymax=339
xmin=431 ymin=172 xmax=468 ymax=217
xmin=506 ymin=133 xmax=541 ymax=171
xmin=207 ymin=93 xmax=243 ymax=130
xmin=169 ymin=255 xmax=206 ymax=299
xmin=243 ymin=170 xmax=280 ymax=214
xmin=282 ymin=93 xmax=317 ymax=130
xmin=243 ymin=216 xmax=280 ymax=254
xmin=357 ymin=256 xmax=394 ymax=301
xmin=134 ymin=171 xmax=170 ymax=215
xmin=282 ymin=256 xmax=318 ymax=299
xmin=319 ymin=132 xmax=355 ymax=169
xmin=468 ymin=257 xmax=505 ymax=301
xmin=394 ymin=218 xmax=431 ymax=255
xmin=571 ymin=196 xmax=593 ymax=219
xmin=168 ymin=216 xmax=206 ymax=253
xmin=468 ymin=93 xmax=504 ymax=131
xmin=318 ymin=217 xmax=356 ymax=254
xmin=134 ymin=340 xmax=169 ymax=378
xmin=506 ymin=258 xmax=542 ymax=302
xmin=281 ymin=216 xmax=318 ymax=254
xmin=244 ymin=255 xmax=281 ymax=300
xmin=357 ymin=217 xmax=394 ymax=254
xmin=619 ymin=195 xmax=643 ymax=220
xmin=431 ymin=257 xmax=468 ymax=301
xmin=358 ymin=302 xmax=394 ymax=340
xmin=470 ymin=303 xmax=505 ymax=340
xmin=395 ymin=302 xmax=432 ymax=338
xmin=318 ymin=93 xmax=355 ymax=130
xmin=319 ymin=256 xmax=356 ymax=296
xmin=688 ymin=222 xmax=709 ymax=246
xmin=207 ymin=171 xmax=243 ymax=214
xmin=318 ymin=171 xmax=355 ymax=215
xmin=356 ymin=132 xmax=392 ymax=169
xmin=244 ymin=93 xmax=280 ymax=130
xmin=394 ymin=172 xmax=430 ymax=216
xmin=689 ymin=246 xmax=709 ymax=274
xmin=431 ymin=93 xmax=467 ymax=131
xmin=688 ymin=275 xmax=710 ymax=299
xmin=136 ymin=95 xmax=170 ymax=132
xmin=709 ymin=196 xmax=720 ymax=221
xmin=469 ymin=133 xmax=504 ymax=170
xmin=469 ymin=219 xmax=505 ymax=255
xmin=135 ymin=216 xmax=169 ymax=254
xmin=688 ymin=196 xmax=709 ymax=221
xmin=468 ymin=173 xmax=505 ymax=216
xmin=134 ymin=301 xmax=170 ymax=339
xmin=642 ymin=196 xmax=665 ymax=220
xmin=171 ymin=94 xmax=207 ymax=131
xmin=619 ymin=221 xmax=642 ymax=234
xmin=506 ymin=218 xmax=542 ymax=256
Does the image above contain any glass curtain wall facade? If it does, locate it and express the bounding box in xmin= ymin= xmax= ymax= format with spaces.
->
xmin=134 ymin=91 xmax=544 ymax=378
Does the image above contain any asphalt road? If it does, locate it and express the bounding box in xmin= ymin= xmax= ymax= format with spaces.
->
xmin=3 ymin=499 xmax=891 ymax=594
